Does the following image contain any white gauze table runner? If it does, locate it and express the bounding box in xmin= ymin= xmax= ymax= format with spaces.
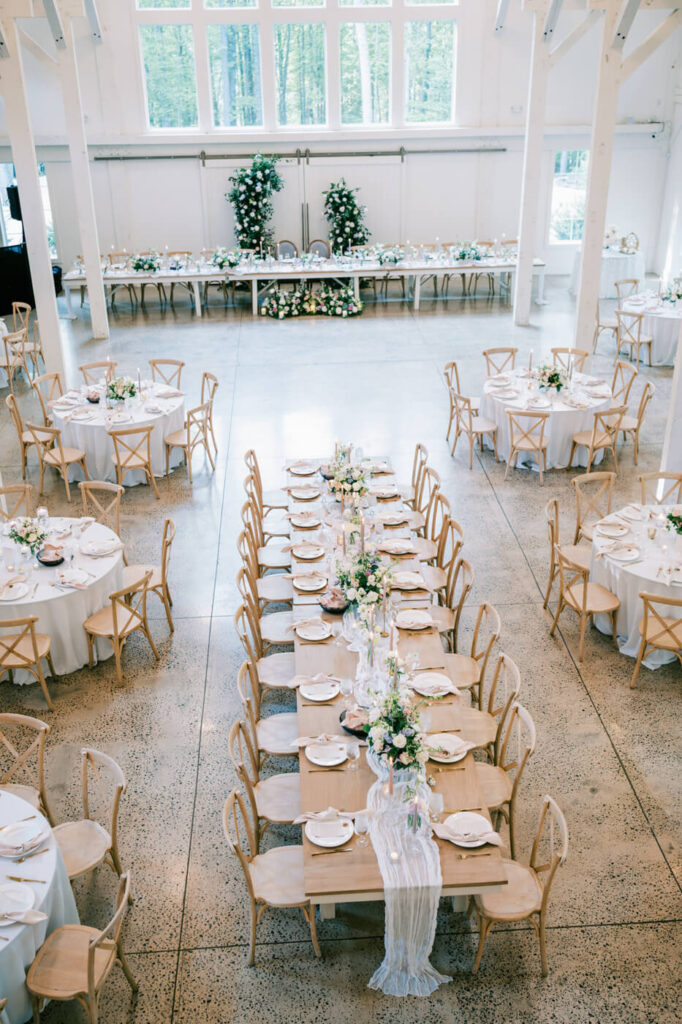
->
xmin=366 ymin=777 xmax=451 ymax=997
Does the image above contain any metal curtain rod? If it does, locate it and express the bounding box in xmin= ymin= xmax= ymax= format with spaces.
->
xmin=93 ymin=145 xmax=507 ymax=164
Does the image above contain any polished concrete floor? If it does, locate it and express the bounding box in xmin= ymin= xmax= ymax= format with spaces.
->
xmin=1 ymin=280 xmax=680 ymax=1023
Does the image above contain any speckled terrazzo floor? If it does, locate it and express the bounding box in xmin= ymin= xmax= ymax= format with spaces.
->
xmin=1 ymin=279 xmax=680 ymax=1024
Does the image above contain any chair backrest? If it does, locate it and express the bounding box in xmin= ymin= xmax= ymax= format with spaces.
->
xmin=79 ymin=480 xmax=124 ymax=536
xmin=443 ymin=361 xmax=461 ymax=393
xmin=468 ymin=602 xmax=502 ymax=700
xmin=496 ymin=702 xmax=536 ymax=807
xmin=4 ymin=329 xmax=29 ymax=370
xmin=555 ymin=545 xmax=590 ymax=612
xmin=236 ymin=566 xmax=259 ymax=613
xmin=201 ymin=371 xmax=219 ymax=406
xmin=244 ymin=450 xmax=264 ymax=505
xmin=611 ymin=360 xmax=638 ymax=404
xmin=551 ymin=347 xmax=589 ymax=373
xmin=545 ymin=497 xmax=559 ymax=555
xmin=614 ymin=277 xmax=639 ymax=302
xmin=26 ymin=422 xmax=67 ymax=465
xmin=109 ymin=426 xmax=153 ymax=470
xmin=632 ymin=381 xmax=655 ymax=431
xmin=411 ymin=443 xmax=429 ymax=494
xmin=6 ymin=393 xmax=25 ymax=442
xmin=0 ymin=484 xmax=33 ymax=522
xmin=637 ymin=592 xmax=682 ymax=655
xmin=308 ymin=239 xmax=330 ymax=258
xmin=0 ymin=713 xmax=50 ymax=811
xmin=414 ymin=465 xmax=440 ymax=521
xmin=507 ymin=409 xmax=549 ymax=452
xmin=234 ymin=604 xmax=262 ymax=665
xmin=275 ymin=239 xmax=298 ymax=259
xmin=237 ymin=658 xmax=262 ymax=728
xmin=168 ymin=250 xmax=191 ymax=258
xmin=79 ymin=360 xmax=116 ymax=385
xmin=237 ymin=528 xmax=259 ymax=580
xmin=108 ymin=251 xmax=128 ymax=266
xmin=571 ymin=471 xmax=615 ymax=542
xmin=149 ymin=358 xmax=184 ymax=388
xmin=447 ymin=557 xmax=475 ymax=648
xmin=223 ymin=789 xmax=258 ymax=899
xmin=450 ymin=390 xmax=475 ymax=433
xmin=424 ymin=490 xmax=450 ymax=544
xmin=185 ymin=402 xmax=211 ymax=450
xmin=638 ymin=471 xmax=682 ymax=506
xmin=483 ymin=347 xmax=517 ymax=375
xmin=12 ymin=301 xmax=31 ymax=332
xmin=588 ymin=405 xmax=627 ymax=448
xmin=529 ymin=795 xmax=569 ymax=911
xmin=615 ymin=309 xmax=645 ymax=345
xmin=481 ymin=652 xmax=522 ymax=749
xmin=32 ymin=372 xmax=63 ymax=424
xmin=435 ymin=514 xmax=464 ymax=579
xmin=81 ymin=747 xmax=126 ymax=847
xmin=87 ymin=873 xmax=133 ymax=1001
xmin=107 ymin=569 xmax=152 ymax=638
xmin=160 ymin=518 xmax=176 ymax=583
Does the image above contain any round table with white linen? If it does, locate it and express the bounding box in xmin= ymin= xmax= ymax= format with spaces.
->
xmin=479 ymin=369 xmax=614 ymax=471
xmin=570 ymin=248 xmax=646 ymax=299
xmin=50 ymin=381 xmax=185 ymax=485
xmin=590 ymin=503 xmax=682 ymax=668
xmin=0 ymin=792 xmax=79 ymax=1024
xmin=622 ymin=293 xmax=681 ymax=366
xmin=0 ymin=518 xmax=123 ymax=682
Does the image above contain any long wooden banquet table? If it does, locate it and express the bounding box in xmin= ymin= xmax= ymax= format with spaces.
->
xmin=282 ymin=459 xmax=507 ymax=920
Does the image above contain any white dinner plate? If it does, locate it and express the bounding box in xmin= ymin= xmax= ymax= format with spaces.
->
xmin=0 ymin=882 xmax=35 ymax=925
xmin=289 ymin=460 xmax=319 ymax=477
xmin=0 ymin=820 xmax=47 ymax=858
xmin=609 ymin=546 xmax=641 ymax=563
xmin=108 ymin=413 xmax=132 ymax=424
xmin=81 ymin=540 xmax=120 ymax=557
xmin=57 ymin=568 xmax=89 ymax=586
xmin=0 ymin=582 xmax=29 ymax=602
xmin=292 ymin=573 xmax=328 ymax=593
xmin=292 ymin=543 xmax=325 ymax=561
xmin=304 ymin=818 xmax=353 ymax=848
xmin=294 ymin=620 xmax=332 ymax=642
xmin=396 ymin=609 xmax=434 ymax=631
xmin=305 ymin=742 xmax=348 ymax=767
xmin=528 ymin=397 xmax=551 ymax=409
xmin=427 ymin=733 xmax=469 ymax=763
xmin=620 ymin=505 xmax=644 ymax=522
xmin=442 ymin=811 xmax=492 ymax=848
xmin=290 ymin=486 xmax=321 ymax=501
xmin=371 ymin=487 xmax=398 ymax=499
xmin=290 ymin=513 xmax=321 ymax=529
xmin=488 ymin=376 xmax=510 ymax=388
xmin=299 ymin=679 xmax=340 ymax=702
xmin=379 ymin=539 xmax=416 ymax=556
xmin=391 ymin=571 xmax=425 ymax=591
xmin=596 ymin=522 xmax=630 ymax=539
xmin=410 ymin=672 xmax=455 ymax=698
xmin=495 ymin=388 xmax=520 ymax=399
xmin=71 ymin=408 xmax=94 ymax=420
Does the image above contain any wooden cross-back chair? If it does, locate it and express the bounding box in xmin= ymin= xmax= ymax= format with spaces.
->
xmin=82 ymin=570 xmax=159 ymax=684
xmin=12 ymin=300 xmax=31 ymax=332
xmin=149 ymin=358 xmax=184 ymax=388
xmin=449 ymin=390 xmax=499 ymax=469
xmin=122 ymin=517 xmax=176 ymax=632
xmin=568 ymin=405 xmax=627 ymax=473
xmin=137 ymin=252 xmax=166 ymax=307
xmin=0 ymin=618 xmax=56 ymax=711
xmin=615 ymin=310 xmax=653 ymax=367
xmin=423 ymin=514 xmax=465 ymax=602
xmin=201 ymin=371 xmax=219 ymax=456
xmin=505 ymin=410 xmax=550 ymax=484
xmin=611 ymin=360 xmax=638 ymax=405
xmin=413 ymin=465 xmax=441 ymax=536
xmin=551 ymin=347 xmax=589 ymax=374
xmin=228 ymin=718 xmax=301 ymax=841
xmin=27 ymin=422 xmax=88 ymax=503
xmin=571 ymin=471 xmax=615 ymax=544
xmin=549 ymin=546 xmax=620 ymax=662
xmin=244 ymin=448 xmax=288 ymax=512
xmin=0 ymin=712 xmax=54 ymax=823
xmin=620 ymin=381 xmax=654 ymax=465
xmin=242 ymin=473 xmax=287 ymax=541
xmin=593 ymin=301 xmax=618 ymax=354
xmin=478 ymin=652 xmax=522 ymax=765
xmin=638 ymin=471 xmax=682 ymax=506
xmin=6 ymin=394 xmax=36 ymax=479
xmin=107 ymin=252 xmax=138 ymax=308
xmin=475 ymin=701 xmax=536 ymax=859
xmin=236 ymin=659 xmax=298 ymax=764
xmin=79 ymin=480 xmax=124 ymax=538
xmin=109 ymin=425 xmax=160 ymax=498
xmin=166 ymin=253 xmax=195 ymax=306
xmin=234 ymin=605 xmax=295 ymax=695
xmin=164 ymin=402 xmax=216 ymax=484
xmin=429 ymin=556 xmax=475 ymax=653
xmin=0 ymin=483 xmax=33 ymax=522
xmin=614 ymin=277 xmax=639 ymax=302
xmin=237 ymin=529 xmax=293 ymax=610
xmin=32 ymin=371 xmax=64 ymax=426
xmin=236 ymin=569 xmax=293 ymax=651
xmin=483 ymin=347 xmax=517 ymax=376
xmin=543 ymin=497 xmax=590 ymax=610
xmin=404 ymin=442 xmax=429 ymax=511
xmin=423 ymin=489 xmax=450 ymax=548
xmin=79 ymin=360 xmax=116 ymax=385
xmin=451 ymin=600 xmax=501 ymax=705
xmin=2 ymin=330 xmax=30 ymax=392
xmin=630 ymin=592 xmax=682 ymax=689
xmin=444 ymin=362 xmax=480 ymax=442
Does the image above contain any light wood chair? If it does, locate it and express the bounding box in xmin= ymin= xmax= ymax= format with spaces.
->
xmin=79 ymin=480 xmax=124 ymax=540
xmin=200 ymin=249 xmax=229 ymax=306
xmin=611 ymin=360 xmax=638 ymax=405
xmin=478 ymin=652 xmax=522 ymax=765
xmin=243 ymin=473 xmax=288 ymax=542
xmin=0 ymin=713 xmax=54 ymax=824
xmin=469 ymin=242 xmax=496 ymax=296
xmin=615 ymin=310 xmax=653 ymax=367
xmin=238 ymin=530 xmax=293 ymax=610
xmin=164 ymin=402 xmax=216 ymax=484
xmin=551 ymin=347 xmax=589 ymax=374
xmin=638 ymin=471 xmax=682 ymax=506
xmin=12 ymin=300 xmax=31 ymax=332
xmin=242 ymin=497 xmax=291 ymax=573
xmin=26 ymin=422 xmax=88 ymax=503
xmin=107 ymin=252 xmax=137 ymax=308
xmin=571 ymin=471 xmax=615 ymax=543
xmin=630 ymin=592 xmax=682 ymax=688
xmin=223 ymin=788 xmax=320 ymax=967
xmin=244 ymin=449 xmax=288 ymax=511
xmin=2 ymin=329 xmax=36 ymax=390
xmin=475 ymin=701 xmax=536 ymax=859
xmin=483 ymin=347 xmax=517 ymax=376
xmin=109 ymin=425 xmax=160 ymax=499
xmin=27 ymin=872 xmax=138 ymax=1023
xmin=614 ymin=277 xmax=639 ymax=302
xmin=421 ymin=514 xmax=465 ymax=600
xmin=6 ymin=394 xmax=36 ymax=479
xmin=543 ymin=497 xmax=590 ymax=610
xmin=237 ymin=572 xmax=293 ymax=650
xmin=471 ymin=795 xmax=568 ymax=975
xmin=237 ymin=660 xmax=298 ymax=764
xmin=549 ymin=546 xmax=619 ymax=661
xmin=275 ymin=239 xmax=298 ymax=259
xmin=444 ymin=363 xmax=480 ymax=435
xmin=568 ymin=406 xmax=627 ymax=473
xmin=593 ymin=302 xmax=618 ymax=353
xmin=79 ymin=361 xmax=116 ymax=386
xmin=446 ymin=600 xmax=501 ymax=703
xmin=430 ymin=556 xmax=476 ymax=653
xmin=412 ymin=466 xmax=441 ymax=537
xmin=421 ymin=489 xmax=449 ymax=554
xmin=620 ymin=381 xmax=654 ymax=465
xmin=32 ymin=371 xmax=64 ymax=426
xmin=0 ymin=483 xmax=33 ymax=522
xmin=83 ymin=570 xmax=159 ymax=684
xmin=0 ymin=617 xmax=56 ymax=711
xmin=53 ymin=748 xmax=128 ymax=887
xmin=228 ymin=718 xmax=301 ymax=837
xmin=201 ymin=372 xmax=219 ymax=457
xmin=122 ymin=518 xmax=176 ymax=631
xmin=234 ymin=604 xmax=296 ymax=694
xmin=137 ymin=252 xmax=166 ymax=307
xmin=505 ymin=410 xmax=549 ymax=484
xmin=20 ymin=322 xmax=44 ymax=378
xmin=449 ymin=391 xmax=499 ymax=470
xmin=149 ymin=358 xmax=184 ymax=388
xmin=403 ymin=442 xmax=429 ymax=511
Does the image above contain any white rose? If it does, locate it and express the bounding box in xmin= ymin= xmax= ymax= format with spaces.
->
xmin=346 ymin=587 xmax=357 ymax=601
xmin=392 ymin=733 xmax=407 ymax=749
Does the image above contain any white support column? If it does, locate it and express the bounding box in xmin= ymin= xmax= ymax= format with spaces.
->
xmin=513 ymin=4 xmax=550 ymax=326
xmin=56 ymin=15 xmax=108 ymax=340
xmin=0 ymin=18 xmax=66 ymax=377
xmin=660 ymin=322 xmax=682 ymax=474
xmin=574 ymin=4 xmax=621 ymax=351
xmin=657 ymin=38 xmax=682 ymax=280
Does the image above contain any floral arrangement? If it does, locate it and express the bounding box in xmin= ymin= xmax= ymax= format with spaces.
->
xmin=227 ymin=154 xmax=283 ymax=252
xmin=211 ymin=248 xmax=242 ymax=270
xmin=451 ymin=243 xmax=482 ymax=262
xmin=107 ymin=376 xmax=137 ymax=402
xmin=385 ymin=650 xmax=407 ymax=685
xmin=132 ymin=253 xmax=160 ymax=272
xmin=665 ymin=512 xmax=682 ymax=535
xmin=662 ymin=286 xmax=682 ymax=303
xmin=335 ymin=550 xmax=392 ymax=606
xmin=329 ymin=462 xmax=368 ymax=501
xmin=315 ymin=284 xmax=363 ymax=317
xmin=534 ymin=364 xmax=567 ymax=392
xmin=260 ymin=284 xmax=363 ymax=319
xmin=604 ymin=225 xmax=619 ymax=247
xmin=323 ymin=179 xmax=370 ymax=255
xmin=8 ymin=518 xmax=47 ymax=555
xmin=364 ymin=690 xmax=428 ymax=772
xmin=377 ymin=246 xmax=405 ymax=266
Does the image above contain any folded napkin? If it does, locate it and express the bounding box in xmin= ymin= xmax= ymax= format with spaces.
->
xmin=0 ymin=575 xmax=25 ymax=596
xmin=412 ymin=678 xmax=460 ymax=697
xmin=292 ymin=733 xmax=367 ymax=747
xmin=144 ymin=404 xmax=164 ymax=414
xmin=56 ymin=571 xmax=88 ymax=590
xmin=0 ymin=907 xmax=48 ymax=925
xmin=595 ymin=540 xmax=634 ymax=558
xmin=299 ymin=677 xmax=340 ymax=694
xmin=0 ymin=830 xmax=49 ymax=858
xmin=81 ymin=540 xmax=124 ymax=557
xmin=288 ymin=616 xmax=324 ymax=632
xmin=427 ymin=735 xmax=476 ymax=759
xmin=155 ymin=387 xmax=183 ymax=398
xmin=39 ymin=544 xmax=63 ymax=559
xmin=342 ymin=707 xmax=369 ymax=731
xmin=293 ymin=807 xmax=356 ymax=825
xmin=563 ymin=396 xmax=588 ymax=409
xmin=391 ymin=571 xmax=426 ymax=590
xmin=433 ymin=821 xmax=504 ymax=847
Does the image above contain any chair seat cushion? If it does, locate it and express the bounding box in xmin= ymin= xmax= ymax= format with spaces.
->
xmin=26 ymin=925 xmax=115 ymax=999
xmin=260 ymin=610 xmax=294 ymax=646
xmin=565 ymin=581 xmax=620 ymax=614
xmin=620 ymin=415 xmax=637 ymax=432
xmin=0 ymin=783 xmax=41 ymax=810
xmin=472 ymin=416 xmax=497 ymax=434
xmin=513 ymin=436 xmax=549 ymax=452
xmin=0 ymin=633 xmax=50 ymax=666
xmin=256 ymin=712 xmax=299 ymax=756
xmin=257 ymin=652 xmax=296 ymax=689
xmin=421 ymin=566 xmax=446 ymax=592
xmin=45 ymin=447 xmax=84 ymax=466
xmin=572 ymin=430 xmax=610 ymax=449
xmin=599 ymin=317 xmax=618 ymax=329
xmin=639 ymin=615 xmax=682 ymax=650
xmin=83 ymin=604 xmax=142 ymax=638
xmin=258 ymin=547 xmax=291 ymax=570
xmin=255 ymin=772 xmax=301 ymax=824
xmin=249 ymin=845 xmax=305 ymax=906
xmin=475 ymin=859 xmax=543 ymax=920
xmin=557 ymin=543 xmax=591 ymax=572
xmin=257 ymin=575 xmax=294 ymax=603
xmin=123 ymin=564 xmax=161 ymax=590
xmin=475 ymin=762 xmax=513 ymax=810
xmin=447 ymin=652 xmax=481 ymax=689
xmin=53 ymin=819 xmax=112 ymax=879
xmin=263 ymin=488 xmax=288 ymax=510
xmin=164 ymin=429 xmax=187 ymax=448
xmin=429 ymin=605 xmax=454 ymax=633
xmin=110 ymin=451 xmax=147 ymax=469
xmin=413 ymin=538 xmax=437 ymax=562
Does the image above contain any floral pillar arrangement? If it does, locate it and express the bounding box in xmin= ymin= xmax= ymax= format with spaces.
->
xmin=226 ymin=154 xmax=284 ymax=253
xmin=323 ymin=178 xmax=370 ymax=255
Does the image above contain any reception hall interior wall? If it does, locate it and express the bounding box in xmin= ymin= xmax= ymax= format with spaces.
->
xmin=0 ymin=0 xmax=679 ymax=277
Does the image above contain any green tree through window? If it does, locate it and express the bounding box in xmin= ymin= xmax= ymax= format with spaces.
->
xmin=550 ymin=150 xmax=589 ymax=243
xmin=208 ymin=24 xmax=263 ymax=127
xmin=404 ymin=20 xmax=455 ymax=123
xmin=274 ymin=23 xmax=326 ymax=126
xmin=139 ymin=24 xmax=198 ymax=128
xmin=340 ymin=22 xmax=390 ymax=125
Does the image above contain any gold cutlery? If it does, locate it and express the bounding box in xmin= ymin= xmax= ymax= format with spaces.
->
xmin=311 ymin=848 xmax=354 ymax=856
xmin=6 ymin=876 xmax=46 ymax=884
xmin=301 ymin=701 xmax=338 ymax=707
xmin=308 ymin=767 xmax=346 ymax=773
xmin=16 ymin=848 xmax=48 ymax=863
xmin=435 ymin=766 xmax=466 ymax=773
xmin=0 ymin=935 xmax=8 ymax=941
xmin=457 ymin=852 xmax=492 ymax=860
xmin=0 ymin=815 xmax=35 ymax=831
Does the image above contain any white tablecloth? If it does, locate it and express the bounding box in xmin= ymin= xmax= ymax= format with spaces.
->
xmin=479 ymin=370 xmax=613 ymax=471
xmin=0 ymin=519 xmax=123 ymax=681
xmin=0 ymin=792 xmax=79 ymax=1024
xmin=590 ymin=504 xmax=682 ymax=668
xmin=622 ymin=293 xmax=681 ymax=366
xmin=570 ymin=248 xmax=646 ymax=299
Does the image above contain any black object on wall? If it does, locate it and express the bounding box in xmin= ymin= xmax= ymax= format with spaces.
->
xmin=0 ymin=245 xmax=34 ymax=313
xmin=6 ymin=185 xmax=22 ymax=223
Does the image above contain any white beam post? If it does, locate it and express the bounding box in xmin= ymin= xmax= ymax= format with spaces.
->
xmin=0 ymin=17 xmax=66 ymax=377
xmin=55 ymin=12 xmax=108 ymax=339
xmin=658 ymin=40 xmax=682 ymax=280
xmin=660 ymin=322 xmax=682 ymax=474
xmin=513 ymin=3 xmax=551 ymax=326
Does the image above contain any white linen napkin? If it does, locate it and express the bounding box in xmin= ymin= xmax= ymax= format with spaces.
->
xmin=432 ymin=821 xmax=504 ymax=847
xmin=291 ymin=733 xmax=367 ymax=747
xmin=293 ymin=807 xmax=357 ymax=824
xmin=427 ymin=735 xmax=476 ymax=758
xmin=0 ymin=830 xmax=50 ymax=857
xmin=155 ymin=386 xmax=183 ymax=398
xmin=0 ymin=908 xmax=48 ymax=925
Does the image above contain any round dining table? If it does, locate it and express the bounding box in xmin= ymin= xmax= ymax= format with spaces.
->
xmin=0 ymin=792 xmax=78 ymax=1024
xmin=570 ymin=248 xmax=646 ymax=299
xmin=50 ymin=380 xmax=185 ymax=485
xmin=479 ymin=369 xmax=614 ymax=471
xmin=0 ymin=518 xmax=123 ymax=683
xmin=590 ymin=503 xmax=682 ymax=668
xmin=622 ymin=293 xmax=681 ymax=366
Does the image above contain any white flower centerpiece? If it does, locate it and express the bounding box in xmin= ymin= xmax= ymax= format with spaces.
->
xmin=212 ymin=248 xmax=242 ymax=270
xmin=328 ymin=461 xmax=368 ymax=504
xmin=534 ymin=364 xmax=567 ymax=393
xmin=335 ymin=550 xmax=392 ymax=610
xmin=107 ymin=376 xmax=137 ymax=404
xmin=132 ymin=253 xmax=160 ymax=273
xmin=363 ymin=689 xmax=429 ymax=791
xmin=376 ymin=245 xmax=405 ymax=266
xmin=8 ymin=517 xmax=47 ymax=556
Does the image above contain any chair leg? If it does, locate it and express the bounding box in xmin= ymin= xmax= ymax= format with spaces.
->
xmin=165 ymin=445 xmax=170 ymax=478
xmin=142 ymin=621 xmax=160 ymax=661
xmin=468 ymin=436 xmax=474 ymax=471
xmin=31 ymin=995 xmax=41 ymax=1024
xmin=248 ymin=899 xmax=258 ymax=966
xmin=35 ymin=662 xmax=54 ymax=712
xmin=118 ymin=944 xmax=139 ymax=992
xmin=578 ymin=612 xmax=587 ymax=661
xmin=63 ymin=467 xmax=71 ymax=503
xmin=539 ymin=912 xmax=549 ymax=976
xmin=630 ymin=639 xmax=647 ymax=688
xmin=305 ymin=902 xmax=322 ymax=958
xmin=86 ymin=632 xmax=94 ymax=669
xmin=148 ymin=465 xmax=161 ymax=500
xmin=568 ymin=442 xmax=577 ymax=469
xmin=472 ymin=913 xmax=492 ymax=973
xmin=543 ymin=562 xmax=556 ymax=610
xmin=549 ymin=595 xmax=563 ymax=637
xmin=113 ymin=640 xmax=123 ymax=684
xmin=161 ymin=587 xmax=174 ymax=631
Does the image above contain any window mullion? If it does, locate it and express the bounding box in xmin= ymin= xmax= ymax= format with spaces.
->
xmin=193 ymin=10 xmax=213 ymax=132
xmin=391 ymin=13 xmax=404 ymax=129
xmin=327 ymin=5 xmax=340 ymax=130
xmin=260 ymin=17 xmax=277 ymax=132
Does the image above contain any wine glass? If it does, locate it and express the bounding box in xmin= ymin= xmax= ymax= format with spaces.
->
xmin=347 ymin=742 xmax=360 ymax=772
xmin=354 ymin=813 xmax=369 ymax=848
xmin=429 ymin=792 xmax=444 ymax=824
xmin=340 ymin=677 xmax=354 ymax=711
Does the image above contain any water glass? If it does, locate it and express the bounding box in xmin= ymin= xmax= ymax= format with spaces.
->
xmin=347 ymin=743 xmax=360 ymax=772
xmin=429 ymin=792 xmax=444 ymax=823
xmin=354 ymin=813 xmax=369 ymax=848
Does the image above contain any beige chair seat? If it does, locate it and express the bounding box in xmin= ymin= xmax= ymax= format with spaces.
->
xmin=44 ymin=446 xmax=85 ymax=467
xmin=557 ymin=543 xmax=591 ymax=572
xmin=469 ymin=710 xmax=497 ymax=749
xmin=259 ymin=610 xmax=294 ymax=646
xmin=249 ymin=844 xmax=305 ymax=905
xmin=110 ymin=451 xmax=147 ymax=470
xmin=258 ymin=546 xmax=291 ymax=570
xmin=571 ymin=429 xmax=610 ymax=450
xmin=475 ymin=858 xmax=543 ymax=920
xmin=83 ymin=604 xmax=141 ymax=639
xmin=256 ymin=712 xmax=299 ymax=756
xmin=413 ymin=538 xmax=438 ymax=562
xmin=411 ymin=511 xmax=426 ymax=531
xmin=620 ymin=414 xmax=637 ymax=432
xmin=514 ymin=435 xmax=549 ymax=452
xmin=257 ymin=575 xmax=294 ymax=603
xmin=163 ymin=427 xmax=187 ymax=448
xmin=26 ymin=925 xmax=115 ymax=999
xmin=565 ymin=582 xmax=619 ymax=614
xmin=0 ymin=782 xmax=41 ymax=810
xmin=262 ymin=510 xmax=289 ymax=537
xmin=472 ymin=415 xmax=497 ymax=434
xmin=600 ymin=315 xmax=618 ymax=329
xmin=0 ymin=633 xmax=51 ymax=666
xmin=263 ymin=488 xmax=288 ymax=510
xmin=255 ymin=772 xmax=301 ymax=823
xmin=257 ymin=652 xmax=296 ymax=689
xmin=53 ymin=819 xmax=112 ymax=879
xmin=122 ymin=564 xmax=161 ymax=590
xmin=421 ymin=565 xmax=446 ymax=592
xmin=475 ymin=762 xmax=513 ymax=810
xmin=429 ymin=604 xmax=455 ymax=634
xmin=448 ymin=652 xmax=481 ymax=689
xmin=638 ymin=615 xmax=682 ymax=650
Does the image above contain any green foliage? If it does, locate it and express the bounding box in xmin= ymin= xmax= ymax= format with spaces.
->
xmin=260 ymin=284 xmax=364 ymax=319
xmin=227 ymin=154 xmax=284 ymax=251
xmin=207 ymin=24 xmax=262 ymax=127
xmin=340 ymin=22 xmax=390 ymax=125
xmin=323 ymin=179 xmax=370 ymax=255
xmin=404 ymin=20 xmax=455 ymax=124
xmin=274 ymin=23 xmax=326 ymax=125
xmin=139 ymin=24 xmax=198 ymax=128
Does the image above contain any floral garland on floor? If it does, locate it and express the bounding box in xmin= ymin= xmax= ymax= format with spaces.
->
xmin=260 ymin=284 xmax=363 ymax=319
xmin=226 ymin=154 xmax=283 ymax=252
xmin=323 ymin=179 xmax=370 ymax=255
